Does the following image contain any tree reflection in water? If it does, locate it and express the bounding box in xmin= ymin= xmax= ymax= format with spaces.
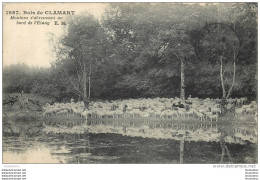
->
xmin=3 ymin=119 xmax=257 ymax=164
xmin=174 ymin=120 xmax=256 ymax=164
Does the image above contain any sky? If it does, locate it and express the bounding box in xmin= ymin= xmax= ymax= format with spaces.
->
xmin=3 ymin=3 xmax=108 ymax=67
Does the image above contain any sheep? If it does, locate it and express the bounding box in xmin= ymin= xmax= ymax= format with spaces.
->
xmin=160 ymin=110 xmax=167 ymax=118
xmin=163 ymin=110 xmax=177 ymax=119
xmin=245 ymin=107 xmax=256 ymax=115
xmin=236 ymin=99 xmax=242 ymax=106
xmin=165 ymin=103 xmax=172 ymax=109
xmin=251 ymin=101 xmax=257 ymax=107
xmin=240 ymin=97 xmax=248 ymax=105
xmin=171 ymin=110 xmax=179 ymax=118
xmin=185 ymin=109 xmax=194 ymax=117
xmin=207 ymin=114 xmax=219 ymax=122
xmin=177 ymin=108 xmax=186 ymax=118
xmin=198 ymin=106 xmax=209 ymax=114
xmin=56 ymin=109 xmax=69 ymax=115
xmin=154 ymin=111 xmax=162 ymax=118
xmin=234 ymin=108 xmax=245 ymax=117
xmin=140 ymin=112 xmax=150 ymax=118
xmin=227 ymin=98 xmax=236 ymax=105
xmin=193 ymin=109 xmax=205 ymax=121
xmin=71 ymin=107 xmax=84 ymax=116
xmin=204 ymin=112 xmax=213 ymax=120
xmin=81 ymin=110 xmax=91 ymax=119
xmin=210 ymin=107 xmax=221 ymax=114
xmin=242 ymin=104 xmax=252 ymax=109
xmin=129 ymin=109 xmax=142 ymax=118
xmin=43 ymin=109 xmax=56 ymax=116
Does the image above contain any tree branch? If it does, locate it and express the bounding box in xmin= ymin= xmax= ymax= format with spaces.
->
xmin=172 ymin=49 xmax=182 ymax=61
xmin=64 ymin=69 xmax=84 ymax=96
xmin=239 ymin=36 xmax=254 ymax=51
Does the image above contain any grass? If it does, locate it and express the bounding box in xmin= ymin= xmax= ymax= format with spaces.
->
xmin=3 ymin=93 xmax=51 ymax=136
xmin=3 ymin=93 xmax=53 ymax=107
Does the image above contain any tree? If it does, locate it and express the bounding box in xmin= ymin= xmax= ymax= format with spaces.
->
xmin=54 ymin=14 xmax=108 ymax=108
xmin=196 ymin=23 xmax=240 ymax=100
xmin=102 ymin=3 xmax=202 ymax=99
xmin=6 ymin=3 xmax=253 ymax=102
xmin=195 ymin=3 xmax=257 ymax=100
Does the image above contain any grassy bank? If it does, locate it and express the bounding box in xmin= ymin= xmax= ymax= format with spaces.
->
xmin=2 ymin=93 xmax=86 ymax=136
xmin=3 ymin=93 xmax=50 ymax=137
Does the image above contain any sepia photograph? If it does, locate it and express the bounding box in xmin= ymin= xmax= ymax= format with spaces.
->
xmin=2 ymin=1 xmax=258 ymax=171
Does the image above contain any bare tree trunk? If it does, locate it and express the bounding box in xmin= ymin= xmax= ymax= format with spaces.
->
xmin=88 ymin=61 xmax=91 ymax=100
xmin=226 ymin=60 xmax=236 ymax=99
xmin=82 ymin=62 xmax=88 ymax=110
xmin=180 ymin=58 xmax=185 ymax=103
xmin=220 ymin=56 xmax=226 ymax=99
xmin=83 ymin=63 xmax=87 ymax=99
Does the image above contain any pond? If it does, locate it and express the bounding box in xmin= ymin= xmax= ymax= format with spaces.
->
xmin=3 ymin=120 xmax=257 ymax=164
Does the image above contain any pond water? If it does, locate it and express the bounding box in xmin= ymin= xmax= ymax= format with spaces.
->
xmin=3 ymin=120 xmax=257 ymax=164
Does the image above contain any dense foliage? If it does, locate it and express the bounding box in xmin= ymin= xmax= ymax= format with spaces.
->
xmin=3 ymin=3 xmax=257 ymax=101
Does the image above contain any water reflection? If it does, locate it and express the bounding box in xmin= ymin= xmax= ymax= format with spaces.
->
xmin=3 ymin=120 xmax=257 ymax=164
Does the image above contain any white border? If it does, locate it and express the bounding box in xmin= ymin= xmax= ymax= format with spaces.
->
xmin=1 ymin=1 xmax=259 ymax=180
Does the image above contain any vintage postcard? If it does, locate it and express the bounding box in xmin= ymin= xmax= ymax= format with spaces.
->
xmin=2 ymin=2 xmax=258 ymax=179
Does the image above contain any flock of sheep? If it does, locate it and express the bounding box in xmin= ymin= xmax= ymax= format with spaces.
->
xmin=42 ymin=97 xmax=257 ymax=122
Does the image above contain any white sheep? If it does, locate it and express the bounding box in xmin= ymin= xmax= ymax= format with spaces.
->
xmin=234 ymin=108 xmax=245 ymax=117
